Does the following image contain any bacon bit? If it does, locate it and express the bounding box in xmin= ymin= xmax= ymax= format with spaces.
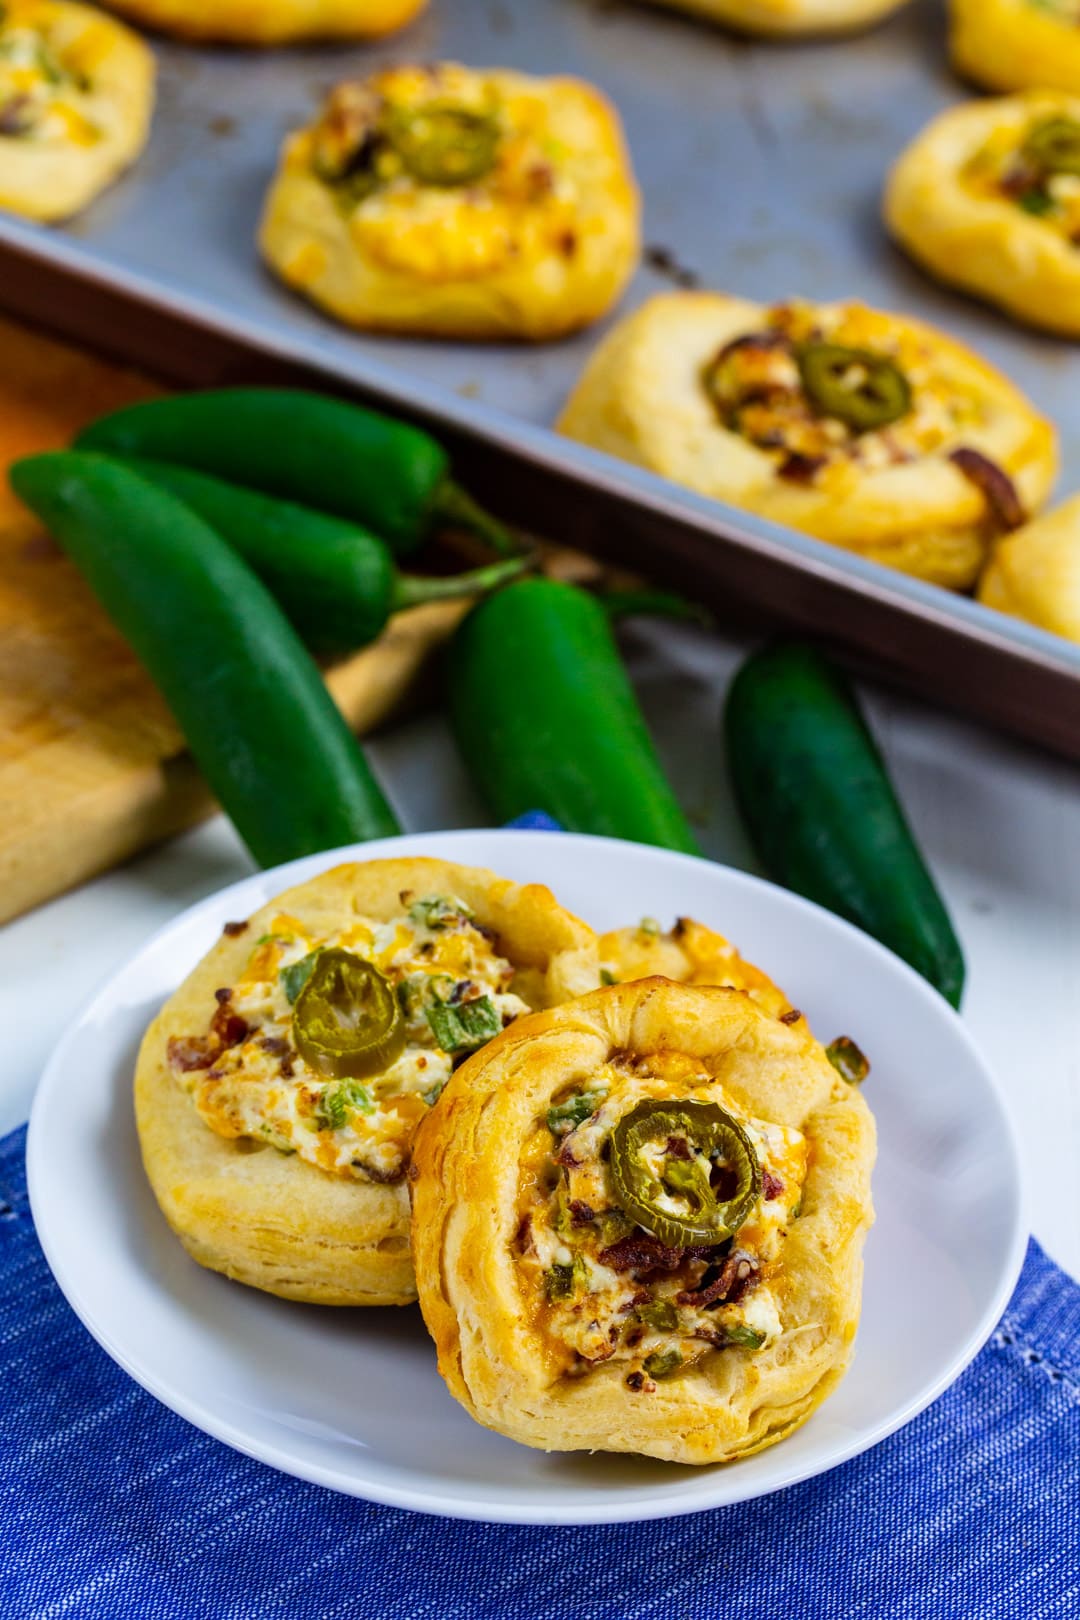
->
xmin=515 ymin=1212 xmax=534 ymax=1254
xmin=677 ymin=1252 xmax=759 ymax=1309
xmin=258 ymin=1035 xmax=290 ymax=1057
xmin=214 ymin=987 xmax=232 ymax=1005
xmin=665 ymin=1135 xmax=692 ymax=1161
xmin=166 ymin=1034 xmax=217 ymax=1073
xmin=557 ymin=229 xmax=578 ymax=259
xmin=598 ymin=1232 xmax=717 ymax=1274
xmin=353 ymin=1160 xmax=405 ymax=1185
xmin=778 ymin=452 xmax=827 ymax=485
xmin=779 ymin=1008 xmax=801 ymax=1026
xmin=210 ymin=1002 xmax=248 ymax=1049
xmin=222 ymin=920 xmax=248 ymax=938
xmin=569 ymin=1200 xmax=596 ymax=1225
xmin=949 ymin=447 xmax=1026 ymax=533
xmin=999 ymin=161 xmax=1041 ymax=200
xmin=625 ymin=1371 xmax=646 ymax=1391
xmin=762 ymin=1169 xmax=785 ymax=1201
xmin=618 ymin=1289 xmax=652 ymax=1313
xmin=556 ymin=1138 xmax=581 ymax=1169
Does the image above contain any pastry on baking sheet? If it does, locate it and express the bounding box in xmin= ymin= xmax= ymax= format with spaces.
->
xmin=259 ymin=62 xmax=640 ymax=342
xmin=100 ymin=0 xmax=426 ymax=45
xmin=978 ymin=494 xmax=1080 ymax=642
xmin=0 ymin=0 xmax=154 ymax=223
xmin=887 ymin=93 xmax=1080 ymax=337
xmin=411 ymin=978 xmax=875 ymax=1464
xmin=647 ymin=0 xmax=907 ymax=36
xmin=600 ymin=915 xmax=808 ymax=1033
xmin=135 ymin=858 xmax=599 ymax=1307
xmin=558 ymin=291 xmax=1057 ymax=590
xmin=950 ymin=0 xmax=1080 ymax=97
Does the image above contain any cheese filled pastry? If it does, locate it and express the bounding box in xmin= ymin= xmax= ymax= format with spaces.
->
xmin=887 ymin=92 xmax=1080 ymax=337
xmin=136 ymin=858 xmax=598 ymax=1306
xmin=646 ymin=0 xmax=908 ymax=37
xmin=259 ymin=62 xmax=640 ymax=341
xmin=558 ymin=290 xmax=1057 ymax=590
xmin=411 ymin=978 xmax=875 ymax=1463
xmin=978 ymin=493 xmax=1080 ymax=642
xmin=950 ymin=0 xmax=1080 ymax=97
xmin=101 ymin=0 xmax=426 ymax=45
xmin=0 ymin=0 xmax=154 ymax=222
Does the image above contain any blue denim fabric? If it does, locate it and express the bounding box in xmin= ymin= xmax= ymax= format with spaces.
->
xmin=3 ymin=1138 xmax=1079 ymax=1619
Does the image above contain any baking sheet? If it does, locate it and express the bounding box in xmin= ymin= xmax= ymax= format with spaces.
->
xmin=4 ymin=0 xmax=1080 ymax=755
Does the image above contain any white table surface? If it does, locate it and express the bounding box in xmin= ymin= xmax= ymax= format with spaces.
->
xmin=5 ymin=617 xmax=1078 ymax=1282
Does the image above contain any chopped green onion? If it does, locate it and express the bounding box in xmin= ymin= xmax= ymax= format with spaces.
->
xmin=281 ymin=950 xmax=320 ymax=1005
xmin=409 ymin=894 xmax=474 ymax=932
xmin=825 ymin=1036 xmax=870 ymax=1085
xmin=317 ymin=1079 xmax=375 ymax=1131
xmin=546 ymin=1088 xmax=607 ymax=1135
xmin=637 ymin=1300 xmax=679 ymax=1332
xmin=1018 ymin=189 xmax=1055 ymax=216
xmin=544 ymin=1263 xmax=576 ymax=1301
xmin=426 ymin=995 xmax=502 ymax=1054
xmin=726 ymin=1323 xmax=766 ymax=1349
xmin=599 ymin=968 xmax=618 ymax=986
xmin=643 ymin=1348 xmax=682 ymax=1379
xmin=638 ymin=916 xmax=661 ymax=936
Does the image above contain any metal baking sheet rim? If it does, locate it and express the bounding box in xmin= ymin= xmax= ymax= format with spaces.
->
xmin=3 ymin=216 xmax=1079 ymax=758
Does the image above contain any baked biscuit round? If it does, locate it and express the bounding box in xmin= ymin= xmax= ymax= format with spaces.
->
xmin=978 ymin=493 xmax=1080 ymax=641
xmin=100 ymin=0 xmax=426 ymax=45
xmin=136 ymin=857 xmax=599 ymax=1307
xmin=558 ymin=290 xmax=1057 ymax=589
xmin=646 ymin=0 xmax=907 ymax=36
xmin=886 ymin=92 xmax=1080 ymax=337
xmin=259 ymin=62 xmax=640 ymax=342
xmin=411 ymin=979 xmax=875 ymax=1464
xmin=600 ymin=914 xmax=807 ymax=1033
xmin=0 ymin=0 xmax=154 ymax=223
xmin=950 ymin=0 xmax=1080 ymax=97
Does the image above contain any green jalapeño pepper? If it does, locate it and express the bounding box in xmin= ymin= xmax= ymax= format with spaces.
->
xmin=609 ymin=1099 xmax=761 ymax=1249
xmin=798 ymin=342 xmax=911 ymax=433
xmin=388 ymin=104 xmax=501 ymax=187
xmin=1023 ymin=116 xmax=1080 ymax=176
xmin=293 ymin=949 xmax=406 ymax=1080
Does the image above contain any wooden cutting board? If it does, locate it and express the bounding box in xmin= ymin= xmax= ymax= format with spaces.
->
xmin=0 ymin=315 xmax=466 ymax=926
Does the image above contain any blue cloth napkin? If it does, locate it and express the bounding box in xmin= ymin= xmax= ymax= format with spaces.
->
xmin=3 ymin=817 xmax=1079 ymax=1618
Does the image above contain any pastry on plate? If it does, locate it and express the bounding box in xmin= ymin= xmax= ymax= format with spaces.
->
xmin=645 ymin=0 xmax=908 ymax=36
xmin=887 ymin=92 xmax=1080 ymax=337
xmin=600 ymin=914 xmax=808 ymax=1033
xmin=558 ymin=291 xmax=1057 ymax=589
xmin=950 ymin=0 xmax=1080 ymax=97
xmin=259 ymin=62 xmax=640 ymax=341
xmin=0 ymin=0 xmax=154 ymax=223
xmin=978 ymin=493 xmax=1080 ymax=641
xmin=136 ymin=858 xmax=598 ymax=1306
xmin=100 ymin=0 xmax=426 ymax=45
xmin=411 ymin=978 xmax=875 ymax=1463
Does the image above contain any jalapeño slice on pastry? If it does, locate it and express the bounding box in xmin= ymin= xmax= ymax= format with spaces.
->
xmin=411 ymin=979 xmax=875 ymax=1464
xmin=135 ymin=857 xmax=598 ymax=1306
xmin=0 ymin=0 xmax=154 ymax=223
xmin=558 ymin=291 xmax=1057 ymax=590
xmin=97 ymin=0 xmax=427 ymax=46
xmin=950 ymin=0 xmax=1080 ymax=98
xmin=258 ymin=62 xmax=641 ymax=342
xmin=886 ymin=92 xmax=1080 ymax=338
xmin=644 ymin=0 xmax=908 ymax=37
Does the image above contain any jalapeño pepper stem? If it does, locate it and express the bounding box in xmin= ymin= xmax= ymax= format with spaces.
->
xmin=427 ymin=478 xmax=521 ymax=557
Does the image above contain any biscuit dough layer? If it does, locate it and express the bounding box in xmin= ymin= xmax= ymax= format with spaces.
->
xmin=136 ymin=857 xmax=598 ymax=1306
xmin=411 ymin=979 xmax=875 ymax=1463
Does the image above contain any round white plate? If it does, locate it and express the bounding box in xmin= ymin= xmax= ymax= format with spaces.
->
xmin=28 ymin=830 xmax=1025 ymax=1525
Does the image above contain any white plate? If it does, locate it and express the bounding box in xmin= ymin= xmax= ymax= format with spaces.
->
xmin=28 ymin=830 xmax=1026 ymax=1525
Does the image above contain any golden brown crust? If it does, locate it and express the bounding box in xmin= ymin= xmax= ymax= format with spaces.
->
xmin=136 ymin=857 xmax=599 ymax=1306
xmin=0 ymin=2 xmax=154 ymax=223
xmin=886 ymin=92 xmax=1080 ymax=337
xmin=600 ymin=916 xmax=808 ymax=1031
xmin=101 ymin=0 xmax=426 ymax=44
xmin=411 ymin=979 xmax=875 ymax=1463
xmin=647 ymin=0 xmax=906 ymax=35
xmin=949 ymin=0 xmax=1080 ymax=97
xmin=558 ymin=290 xmax=1057 ymax=590
xmin=259 ymin=65 xmax=640 ymax=342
